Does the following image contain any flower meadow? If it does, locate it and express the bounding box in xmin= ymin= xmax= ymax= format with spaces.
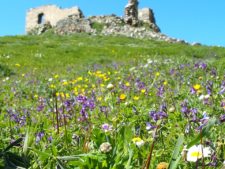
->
xmin=0 ymin=57 xmax=225 ymax=169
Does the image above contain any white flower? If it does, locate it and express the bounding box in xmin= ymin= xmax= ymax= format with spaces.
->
xmin=48 ymin=78 xmax=53 ymax=82
xmin=99 ymin=142 xmax=112 ymax=153
xmin=199 ymin=95 xmax=205 ymax=100
xmin=186 ymin=145 xmax=212 ymax=162
xmin=132 ymin=137 xmax=145 ymax=148
xmin=106 ymin=83 xmax=114 ymax=89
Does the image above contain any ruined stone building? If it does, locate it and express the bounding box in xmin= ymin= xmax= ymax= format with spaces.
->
xmin=26 ymin=5 xmax=83 ymax=33
xmin=25 ymin=1 xmax=162 ymax=38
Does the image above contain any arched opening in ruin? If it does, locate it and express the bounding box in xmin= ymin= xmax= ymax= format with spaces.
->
xmin=37 ymin=13 xmax=45 ymax=24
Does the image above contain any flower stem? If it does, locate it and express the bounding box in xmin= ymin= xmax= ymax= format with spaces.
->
xmin=143 ymin=125 xmax=159 ymax=169
xmin=200 ymin=130 xmax=205 ymax=169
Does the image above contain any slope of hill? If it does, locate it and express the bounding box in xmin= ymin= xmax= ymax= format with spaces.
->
xmin=0 ymin=33 xmax=225 ymax=168
xmin=0 ymin=33 xmax=225 ymax=77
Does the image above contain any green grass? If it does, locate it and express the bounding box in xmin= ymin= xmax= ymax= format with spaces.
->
xmin=0 ymin=33 xmax=225 ymax=77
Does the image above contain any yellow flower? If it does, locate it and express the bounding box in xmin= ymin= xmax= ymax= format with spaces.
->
xmin=34 ymin=94 xmax=38 ymax=99
xmin=141 ymin=89 xmax=146 ymax=93
xmin=104 ymin=77 xmax=110 ymax=82
xmin=97 ymin=70 xmax=102 ymax=74
xmin=97 ymin=97 xmax=102 ymax=101
xmin=65 ymin=93 xmax=70 ymax=98
xmin=125 ymin=82 xmax=130 ymax=87
xmin=119 ymin=94 xmax=126 ymax=100
xmin=21 ymin=74 xmax=25 ymax=77
xmin=132 ymin=137 xmax=142 ymax=143
xmin=54 ymin=74 xmax=59 ymax=79
xmin=163 ymin=81 xmax=168 ymax=86
xmin=77 ymin=77 xmax=83 ymax=81
xmin=62 ymin=81 xmax=68 ymax=86
xmin=193 ymin=84 xmax=201 ymax=90
xmin=156 ymin=162 xmax=169 ymax=169
xmin=155 ymin=72 xmax=160 ymax=77
xmin=132 ymin=137 xmax=144 ymax=147
xmin=50 ymin=84 xmax=56 ymax=89
xmin=15 ymin=63 xmax=21 ymax=67
xmin=133 ymin=96 xmax=139 ymax=100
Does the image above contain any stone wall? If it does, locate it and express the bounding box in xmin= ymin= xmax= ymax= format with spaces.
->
xmin=138 ymin=8 xmax=155 ymax=24
xmin=26 ymin=5 xmax=83 ymax=33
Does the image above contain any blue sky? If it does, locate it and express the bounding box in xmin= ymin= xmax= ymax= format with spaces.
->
xmin=1 ymin=0 xmax=225 ymax=46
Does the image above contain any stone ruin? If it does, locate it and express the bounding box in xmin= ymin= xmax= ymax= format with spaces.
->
xmin=26 ymin=5 xmax=83 ymax=33
xmin=25 ymin=1 xmax=187 ymax=43
xmin=124 ymin=0 xmax=139 ymax=26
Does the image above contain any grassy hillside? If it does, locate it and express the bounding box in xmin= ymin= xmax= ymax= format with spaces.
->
xmin=0 ymin=33 xmax=225 ymax=168
xmin=0 ymin=33 xmax=225 ymax=77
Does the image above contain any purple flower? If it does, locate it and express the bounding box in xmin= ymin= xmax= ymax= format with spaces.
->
xmin=219 ymin=81 xmax=225 ymax=95
xmin=36 ymin=132 xmax=44 ymax=143
xmin=48 ymin=136 xmax=53 ymax=143
xmin=194 ymin=62 xmax=207 ymax=70
xmin=37 ymin=104 xmax=45 ymax=112
xmin=149 ymin=110 xmax=168 ymax=122
xmin=181 ymin=100 xmax=190 ymax=117
xmin=146 ymin=122 xmax=156 ymax=130
xmin=160 ymin=102 xmax=167 ymax=113
xmin=190 ymin=87 xmax=196 ymax=94
xmin=157 ymin=85 xmax=165 ymax=97
xmin=206 ymin=81 xmax=213 ymax=95
xmin=219 ymin=114 xmax=225 ymax=123
xmin=170 ymin=69 xmax=176 ymax=75
xmin=211 ymin=68 xmax=217 ymax=77
xmin=221 ymin=101 xmax=225 ymax=110
xmin=76 ymin=95 xmax=87 ymax=104
xmin=101 ymin=123 xmax=113 ymax=132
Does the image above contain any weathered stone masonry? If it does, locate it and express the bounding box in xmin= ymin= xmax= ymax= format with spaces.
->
xmin=25 ymin=2 xmax=188 ymax=44
xmin=26 ymin=5 xmax=83 ymax=33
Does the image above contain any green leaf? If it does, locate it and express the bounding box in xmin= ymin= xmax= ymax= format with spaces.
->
xmin=169 ymin=135 xmax=184 ymax=169
xmin=57 ymin=155 xmax=82 ymax=161
xmin=4 ymin=138 xmax=23 ymax=153
xmin=23 ymin=128 xmax=29 ymax=155
xmin=30 ymin=148 xmax=52 ymax=160
xmin=125 ymin=149 xmax=133 ymax=169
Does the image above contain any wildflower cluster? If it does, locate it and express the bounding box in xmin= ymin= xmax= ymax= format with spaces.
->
xmin=0 ymin=58 xmax=224 ymax=168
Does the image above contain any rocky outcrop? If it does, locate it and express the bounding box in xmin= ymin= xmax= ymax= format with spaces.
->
xmin=55 ymin=15 xmax=94 ymax=35
xmin=49 ymin=14 xmax=186 ymax=44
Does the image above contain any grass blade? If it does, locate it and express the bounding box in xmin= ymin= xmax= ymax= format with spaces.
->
xmin=169 ymin=135 xmax=184 ymax=169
